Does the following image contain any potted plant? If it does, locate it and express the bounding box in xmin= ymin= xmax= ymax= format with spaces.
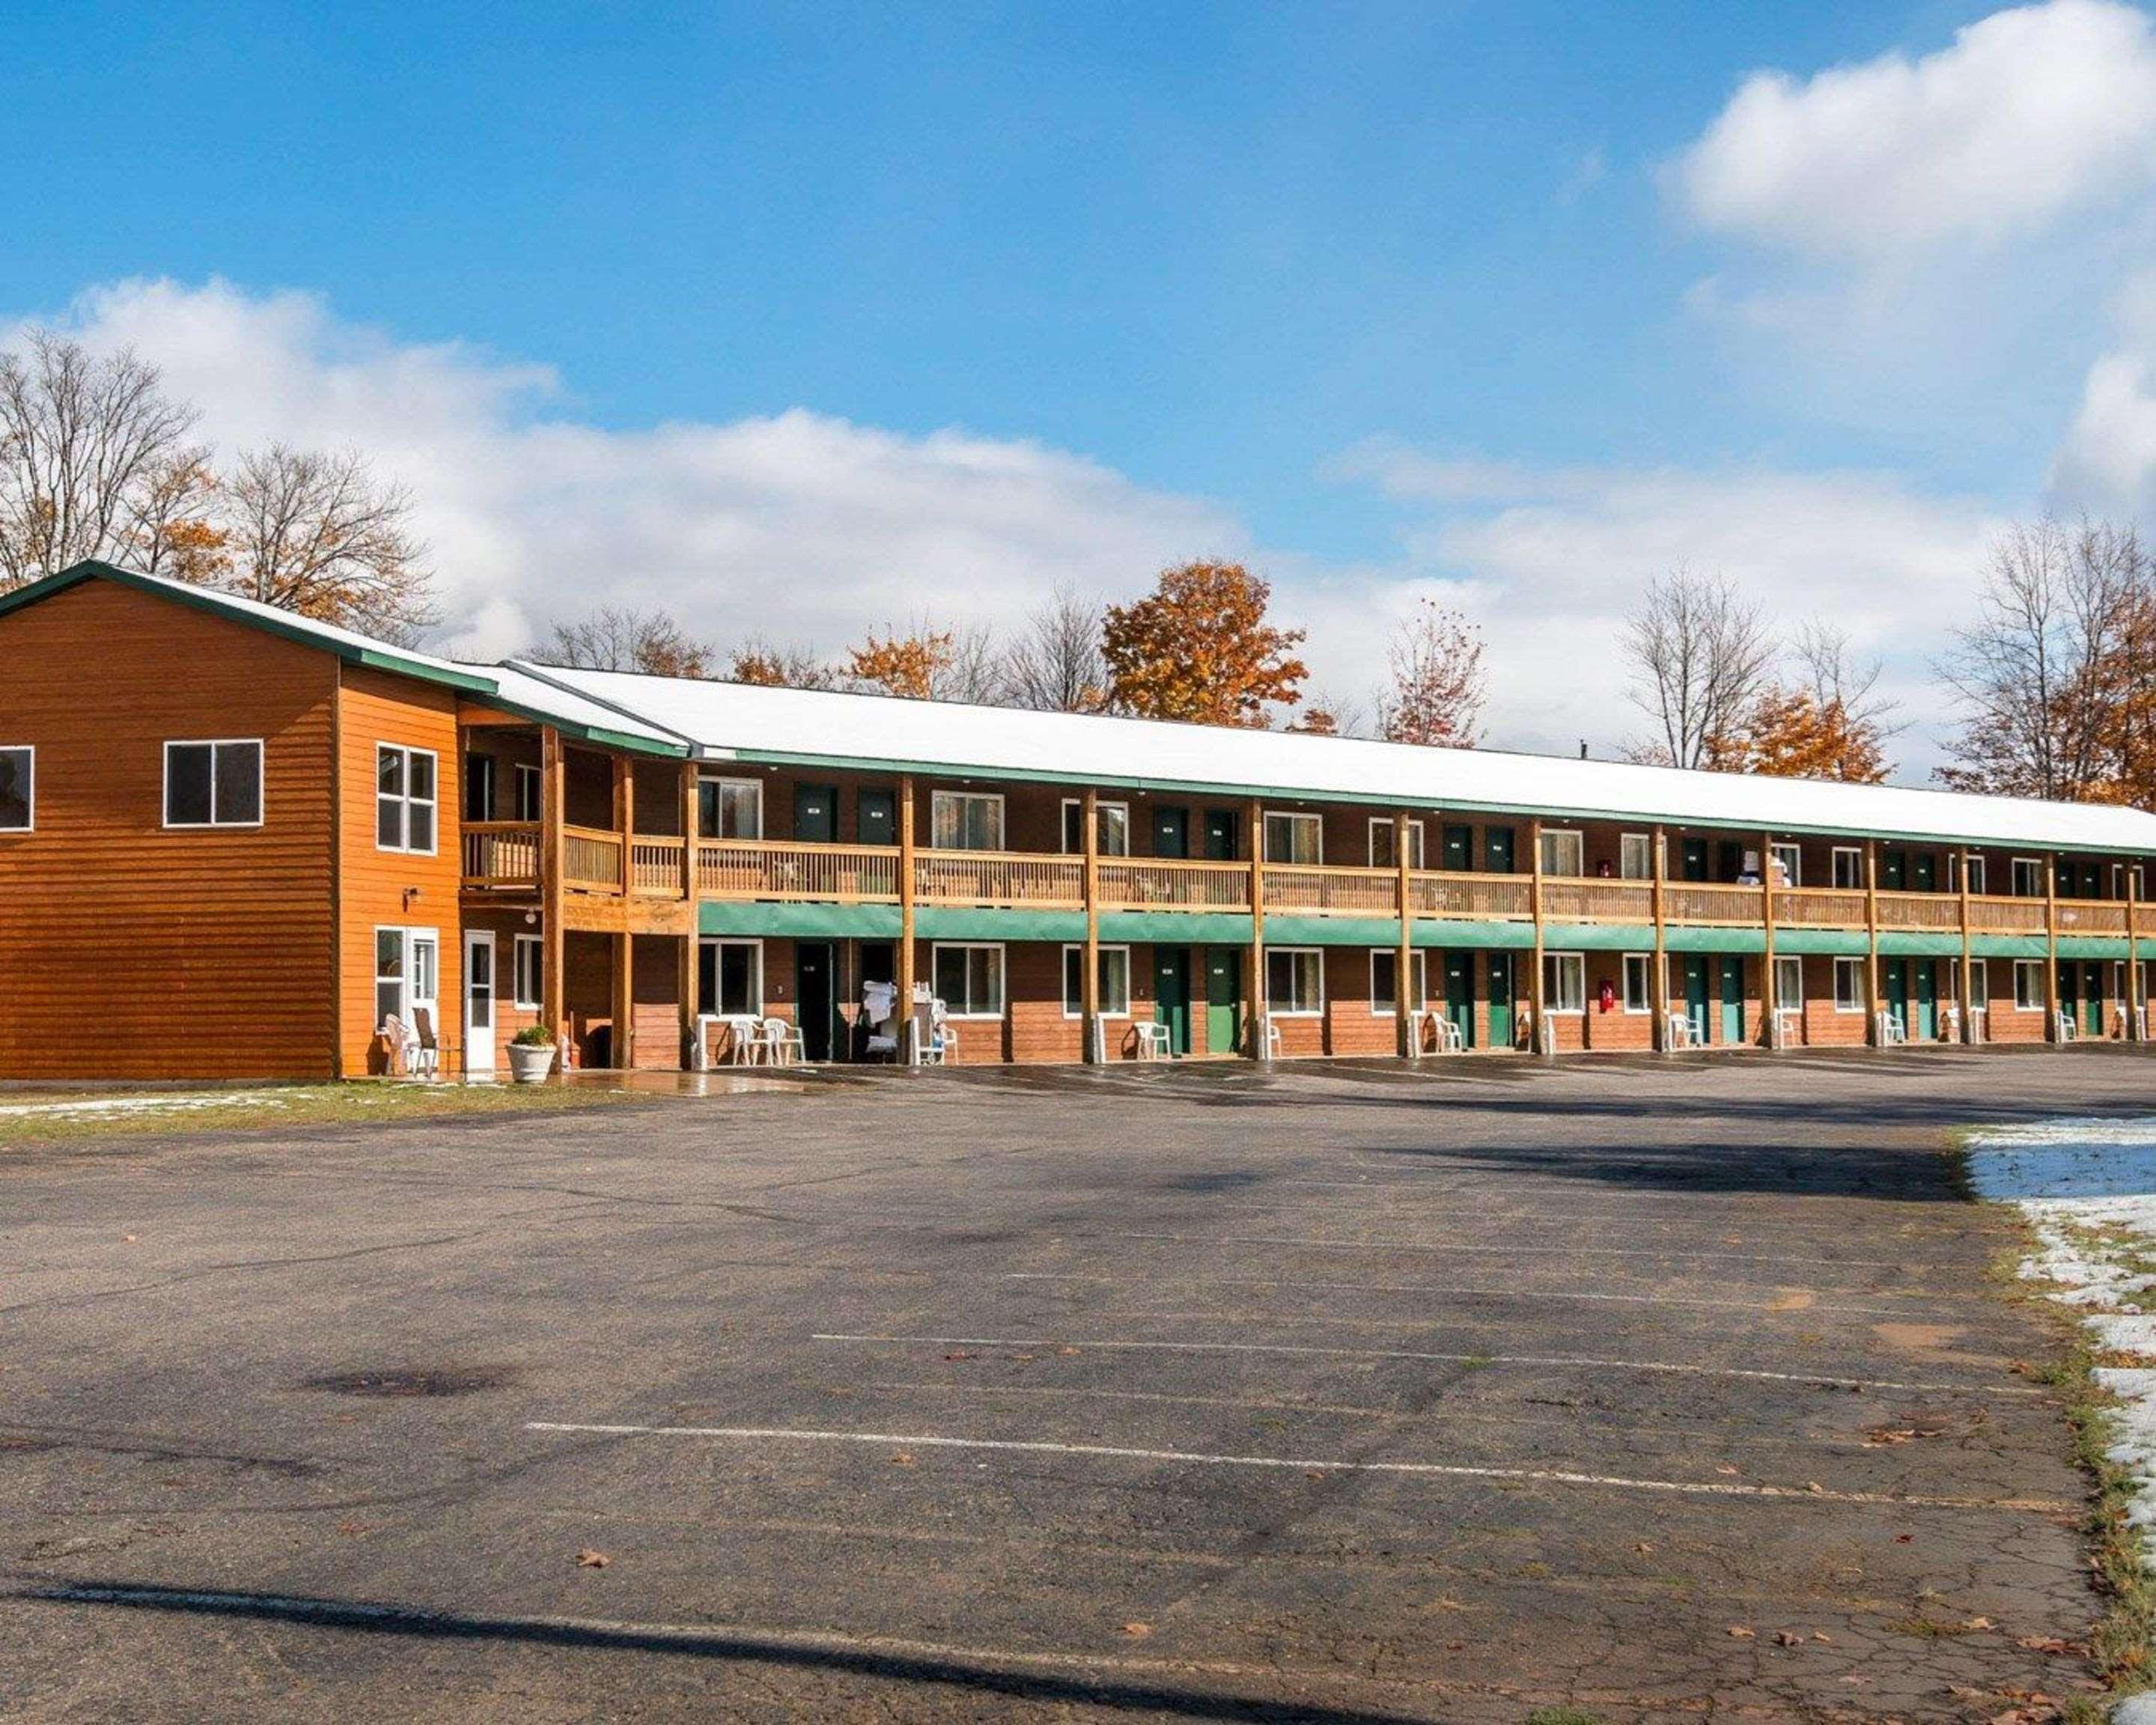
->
xmin=508 ymin=1025 xmax=558 ymax=1084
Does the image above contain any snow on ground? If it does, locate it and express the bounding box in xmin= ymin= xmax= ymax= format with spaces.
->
xmin=0 ymin=1092 xmax=293 ymax=1120
xmin=1969 ymin=1118 xmax=2156 ymax=1546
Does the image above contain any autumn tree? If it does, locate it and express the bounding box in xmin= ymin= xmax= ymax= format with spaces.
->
xmin=127 ymin=453 xmax=230 ymax=582
xmin=222 ymin=444 xmax=435 ymax=644
xmin=1007 ymin=585 xmax=1108 ymax=713
xmin=1706 ymin=685 xmax=1889 ymax=783
xmin=727 ymin=639 xmax=835 ymax=689
xmin=1287 ymin=708 xmax=1339 ymax=736
xmin=1377 ymin=599 xmax=1485 ymax=747
xmin=845 ymin=620 xmax=1008 ymax=702
xmin=1101 ymin=561 xmax=1307 ymax=726
xmin=1622 ymin=565 xmax=1774 ymax=770
xmin=542 ymin=603 xmax=713 ymax=677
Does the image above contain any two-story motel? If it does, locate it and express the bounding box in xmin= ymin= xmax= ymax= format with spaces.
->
xmin=3 ymin=559 xmax=2154 ymax=1081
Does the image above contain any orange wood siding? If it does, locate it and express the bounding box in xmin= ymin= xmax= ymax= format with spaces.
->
xmin=0 ymin=580 xmax=339 ymax=1079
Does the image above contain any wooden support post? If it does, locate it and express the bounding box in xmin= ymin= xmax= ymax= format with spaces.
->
xmin=612 ymin=758 xmax=635 ymax=1070
xmin=2130 ymin=865 xmax=2143 ymax=1041
xmin=1248 ymin=799 xmax=1267 ymax=1060
xmin=1081 ymin=787 xmax=1101 ymax=1063
xmin=898 ymin=775 xmax=918 ymax=1063
xmin=1395 ymin=810 xmax=1416 ymax=1057
xmin=1760 ymin=830 xmax=1777 ymax=1049
xmin=1864 ymin=839 xmax=1881 ymax=1047
xmin=679 ymin=761 xmax=698 ymax=1068
xmin=1651 ymin=826 xmax=1669 ymax=1053
xmin=540 ymin=727 xmax=565 ymax=1047
xmin=2045 ymin=851 xmax=2061 ymax=1043
xmin=1528 ymin=818 xmax=1546 ymax=1054
xmin=1958 ymin=849 xmax=1976 ymax=1046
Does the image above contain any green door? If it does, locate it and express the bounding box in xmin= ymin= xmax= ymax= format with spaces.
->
xmin=1913 ymin=853 xmax=1937 ymax=892
xmin=1485 ymin=828 xmax=1515 ymax=874
xmin=2086 ymin=964 xmax=2104 ymax=1036
xmin=1883 ymin=851 xmax=1908 ymax=889
xmin=1683 ymin=956 xmax=1710 ymax=1041
xmin=1443 ymin=824 xmax=1472 ymax=871
xmin=1154 ymin=947 xmax=1191 ymax=1055
xmin=1681 ymin=839 xmax=1708 ymax=882
xmin=1487 ymin=953 xmax=1515 ymax=1046
xmin=858 ymin=788 xmax=896 ymax=848
xmin=796 ymin=784 xmax=838 ymax=843
xmin=1718 ymin=956 xmax=1744 ymax=1044
xmin=1154 ymin=807 xmax=1189 ymax=860
xmin=1443 ymin=950 xmax=1476 ymax=1049
xmin=2055 ymin=962 xmax=2077 ymax=1032
xmin=1202 ymin=809 xmax=1237 ymax=861
xmin=1204 ymin=948 xmax=1240 ymax=1054
xmin=1885 ymin=960 xmax=1909 ymax=1036
xmin=1914 ymin=959 xmax=1937 ymax=1040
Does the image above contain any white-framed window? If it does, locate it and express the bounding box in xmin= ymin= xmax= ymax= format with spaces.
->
xmin=1062 ymin=944 xmax=1131 ymax=1016
xmin=1967 ymin=959 xmax=1990 ymax=1011
xmin=698 ymin=776 xmax=764 ymax=840
xmin=1955 ymin=854 xmax=1987 ymax=895
xmin=1770 ymin=843 xmax=1801 ymax=887
xmin=931 ymin=790 xmax=1004 ymax=851
xmin=1060 ymin=799 xmax=1130 ymax=856
xmin=1619 ymin=833 xmax=1652 ymax=880
xmin=163 ymin=738 xmax=263 ymax=829
xmin=1621 ymin=952 xmax=1651 ymax=1011
xmin=1369 ymin=949 xmax=1428 ymax=1014
xmin=2014 ymin=960 xmax=2044 ymax=1011
xmin=463 ymin=752 xmax=496 ymax=823
xmin=2113 ymin=862 xmax=2146 ymax=900
xmin=2012 ymin=857 xmax=2045 ymax=898
xmin=1831 ymin=846 xmax=1863 ymax=890
xmin=375 ymin=744 xmax=439 ymax=854
xmin=1264 ymin=946 xmax=1324 ymax=1015
xmin=374 ymin=926 xmax=439 ymax=1032
xmin=514 ymin=762 xmax=543 ymax=823
xmin=1368 ymin=818 xmax=1425 ymax=869
xmin=1773 ymin=955 xmax=1803 ymax=1011
xmin=1263 ymin=810 xmax=1323 ymax=865
xmin=1833 ymin=957 xmax=1866 ymax=1013
xmin=1538 ymin=829 xmax=1585 ymax=877
xmin=1542 ymin=951 xmax=1586 ymax=1013
xmin=698 ymin=938 xmax=764 ymax=1016
xmin=0 ymin=746 xmax=31 ymax=831
xmin=512 ymin=933 xmax=543 ymax=1010
xmin=933 ymin=943 xmax=1005 ymax=1017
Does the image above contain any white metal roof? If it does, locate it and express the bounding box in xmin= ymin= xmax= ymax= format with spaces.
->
xmin=508 ymin=663 xmax=2156 ymax=854
xmin=479 ymin=661 xmax=689 ymax=749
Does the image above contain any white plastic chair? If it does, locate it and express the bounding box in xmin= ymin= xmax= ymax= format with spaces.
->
xmin=755 ymin=1015 xmax=805 ymax=1066
xmin=1133 ymin=1023 xmax=1173 ymax=1061
xmin=1877 ymin=1010 xmax=1907 ymax=1047
xmin=2056 ymin=1010 xmax=2079 ymax=1043
xmin=409 ymin=1007 xmax=440 ymax=1077
xmin=1433 ymin=1016 xmax=1464 ymax=1054
xmin=1664 ymin=1011 xmax=1700 ymax=1052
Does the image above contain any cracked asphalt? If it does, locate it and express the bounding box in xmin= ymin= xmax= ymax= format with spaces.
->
xmin=1 ymin=1047 xmax=2151 ymax=1723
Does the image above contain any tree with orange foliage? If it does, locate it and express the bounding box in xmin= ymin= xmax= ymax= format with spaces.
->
xmin=1101 ymin=561 xmax=1307 ymax=726
xmin=1708 ymin=685 xmax=1889 ymax=783
xmin=727 ymin=639 xmax=835 ymax=689
xmin=846 ymin=627 xmax=953 ymax=700
xmin=1378 ymin=599 xmax=1484 ymax=747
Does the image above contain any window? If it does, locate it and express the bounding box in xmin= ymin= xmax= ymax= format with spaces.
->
xmin=1368 ymin=818 xmax=1425 ymax=869
xmin=375 ymin=745 xmax=438 ymax=854
xmin=163 ymin=739 xmax=262 ymax=828
xmin=698 ymin=777 xmax=763 ymax=840
xmin=1370 ymin=949 xmax=1428 ymax=1014
xmin=1773 ymin=955 xmax=1803 ymax=1011
xmin=1542 ymin=952 xmax=1585 ymax=1012
xmin=1062 ymin=945 xmax=1131 ymax=1017
xmin=1059 ymin=799 xmax=1130 ymax=856
xmin=463 ymin=754 xmax=495 ymax=823
xmin=1833 ymin=958 xmax=1866 ymax=1013
xmin=373 ymin=927 xmax=438 ymax=1030
xmin=1959 ymin=854 xmax=1987 ymax=895
xmin=513 ymin=934 xmax=543 ymax=1010
xmin=933 ymin=943 xmax=1005 ymax=1017
xmin=0 ymin=746 xmax=31 ymax=831
xmin=2012 ymin=857 xmax=2044 ymax=898
xmin=2015 ymin=960 xmax=2044 ymax=1011
xmin=1619 ymin=833 xmax=1652 ymax=880
xmin=1831 ymin=847 xmax=1863 ymax=889
xmin=1538 ymin=829 xmax=1584 ymax=877
xmin=1621 ymin=953 xmax=1651 ymax=1012
xmin=698 ymin=939 xmax=764 ymax=1016
xmin=1263 ymin=810 xmax=1322 ymax=865
xmin=514 ymin=763 xmax=543 ymax=823
xmin=1770 ymin=844 xmax=1801 ymax=887
xmin=1265 ymin=947 xmax=1324 ymax=1015
xmin=931 ymin=791 xmax=1003 ymax=851
xmin=1967 ymin=960 xmax=1990 ymax=1011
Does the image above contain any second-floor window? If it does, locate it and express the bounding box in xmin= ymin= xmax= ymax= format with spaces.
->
xmin=1832 ymin=847 xmax=1862 ymax=889
xmin=376 ymin=746 xmax=437 ymax=854
xmin=1368 ymin=818 xmax=1425 ymax=869
xmin=514 ymin=763 xmax=542 ymax=823
xmin=1538 ymin=829 xmax=1584 ymax=877
xmin=0 ymin=746 xmax=31 ymax=831
xmin=1619 ymin=833 xmax=1651 ymax=879
xmin=933 ymin=791 xmax=1003 ymax=851
xmin=164 ymin=740 xmax=262 ymax=829
xmin=1060 ymin=799 xmax=1130 ymax=855
xmin=698 ymin=778 xmax=763 ymax=839
xmin=2012 ymin=857 xmax=2044 ymax=898
xmin=1263 ymin=810 xmax=1322 ymax=865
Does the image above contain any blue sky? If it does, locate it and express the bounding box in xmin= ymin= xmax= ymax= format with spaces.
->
xmin=7 ymin=1 xmax=2156 ymax=770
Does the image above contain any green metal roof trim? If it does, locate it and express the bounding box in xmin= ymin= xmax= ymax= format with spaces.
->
xmin=1663 ymin=925 xmax=1768 ymax=955
xmin=1970 ymin=934 xmax=2050 ymax=959
xmin=1878 ymin=931 xmax=1964 ymax=958
xmin=1264 ymin=914 xmax=1401 ymax=948
xmin=1098 ymin=910 xmax=1253 ymax=945
xmin=2058 ymin=935 xmax=2133 ymax=960
xmin=1407 ymin=919 xmax=1537 ymax=950
xmin=914 ymin=907 xmax=1086 ymax=942
xmin=1541 ymin=922 xmax=1654 ymax=952
xmin=698 ymin=901 xmax=902 ymax=939
xmin=1772 ymin=928 xmax=1869 ymax=956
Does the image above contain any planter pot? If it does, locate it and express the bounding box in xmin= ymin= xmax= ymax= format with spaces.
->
xmin=507 ymin=1044 xmax=557 ymax=1085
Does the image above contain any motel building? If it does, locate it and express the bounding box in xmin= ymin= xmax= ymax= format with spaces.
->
xmin=2 ymin=560 xmax=2155 ymax=1082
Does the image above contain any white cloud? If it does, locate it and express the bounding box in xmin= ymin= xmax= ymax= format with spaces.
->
xmin=1672 ymin=0 xmax=2156 ymax=261
xmin=11 ymin=279 xmax=1243 ymax=661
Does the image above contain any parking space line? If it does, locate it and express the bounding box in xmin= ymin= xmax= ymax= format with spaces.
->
xmin=1105 ymin=1231 xmax=1906 ymax=1273
xmin=999 ymin=1271 xmax=1921 ymax=1317
xmin=525 ymin=1420 xmax=2068 ymax=1512
xmin=811 ymin=1332 xmax=2043 ymax=1396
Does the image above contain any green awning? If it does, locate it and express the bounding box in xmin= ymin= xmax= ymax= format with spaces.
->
xmin=1100 ymin=910 xmax=1253 ymax=946
xmin=699 ymin=901 xmax=901 ymax=939
xmin=1541 ymin=922 xmax=1654 ymax=952
xmin=1878 ymin=931 xmax=1962 ymax=958
xmin=1771 ymin=927 xmax=1869 ymax=956
xmin=2058 ymin=935 xmax=2132 ymax=960
xmin=1663 ymin=925 xmax=1767 ymax=955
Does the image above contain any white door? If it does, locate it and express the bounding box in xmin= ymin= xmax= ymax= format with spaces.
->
xmin=465 ymin=931 xmax=496 ymax=1076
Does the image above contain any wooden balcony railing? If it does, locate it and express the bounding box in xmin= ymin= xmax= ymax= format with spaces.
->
xmin=630 ymin=836 xmax=687 ymax=897
xmin=2058 ymin=899 xmax=2129 ymax=936
xmin=1969 ymin=895 xmax=2047 ymax=934
xmin=1660 ymin=883 xmax=1764 ymax=925
xmin=1877 ymin=890 xmax=1963 ymax=931
xmin=697 ymin=839 xmax=901 ymax=901
xmin=1097 ymin=857 xmax=1251 ymax=910
xmin=1773 ymin=887 xmax=1869 ymax=928
xmin=562 ymin=825 xmax=624 ymax=893
xmin=1410 ymin=871 xmax=1534 ymax=919
xmin=1263 ymin=864 xmax=1399 ymax=916
xmin=460 ymin=821 xmax=540 ymax=889
xmin=1539 ymin=878 xmax=1655 ymax=923
xmin=914 ymin=850 xmax=1085 ymax=908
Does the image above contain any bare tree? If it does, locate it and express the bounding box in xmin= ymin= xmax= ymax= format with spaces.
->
xmin=1376 ymin=600 xmax=1484 ymax=747
xmin=726 ymin=638 xmax=835 ymax=689
xmin=0 ymin=334 xmax=200 ymax=589
xmin=222 ymin=444 xmax=436 ymax=644
xmin=1007 ymin=585 xmax=1108 ymax=713
xmin=940 ymin=621 xmax=1012 ymax=705
xmin=1622 ymin=565 xmax=1775 ymax=770
xmin=542 ymin=603 xmax=713 ymax=678
xmin=1935 ymin=518 xmax=2149 ymax=800
xmin=125 ymin=451 xmax=228 ymax=582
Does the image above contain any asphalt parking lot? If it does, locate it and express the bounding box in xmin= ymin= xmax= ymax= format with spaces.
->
xmin=2 ymin=1048 xmax=2151 ymax=1723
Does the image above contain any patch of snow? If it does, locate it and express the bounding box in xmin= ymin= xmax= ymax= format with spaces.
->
xmin=0 ymin=1091 xmax=290 ymax=1121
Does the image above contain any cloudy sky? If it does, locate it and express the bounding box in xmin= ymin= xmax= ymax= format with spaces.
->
xmin=8 ymin=1 xmax=2156 ymax=776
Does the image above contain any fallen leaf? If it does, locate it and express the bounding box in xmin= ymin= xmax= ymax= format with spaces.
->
xmin=2016 ymin=1636 xmax=2080 ymax=1655
xmin=1057 ymin=1346 xmax=1081 ymax=1357
xmin=1121 ymin=1622 xmax=1151 ymax=1638
xmin=1773 ymin=1630 xmax=1803 ymax=1647
xmin=890 ymin=1451 xmax=917 ymax=1467
xmin=1728 ymin=1625 xmax=1755 ymax=1638
xmin=1895 ymin=1533 xmax=1914 ymax=1543
xmin=1634 ymin=1541 xmax=1655 ymax=1554
xmin=1806 ymin=1481 xmax=1826 ymax=1494
xmin=943 ymin=1351 xmax=976 ymax=1362
xmin=1812 ymin=1631 xmax=1833 ymax=1643
xmin=575 ymin=1549 xmax=609 ymax=1569
xmin=1716 ymin=1464 xmax=1741 ymax=1476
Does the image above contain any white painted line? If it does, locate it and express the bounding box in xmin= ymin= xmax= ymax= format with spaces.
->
xmin=999 ymin=1271 xmax=1919 ymax=1318
xmin=811 ymin=1331 xmax=2044 ymax=1397
xmin=1106 ymin=1231 xmax=1905 ymax=1272
xmin=525 ymin=1420 xmax=2068 ymax=1512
